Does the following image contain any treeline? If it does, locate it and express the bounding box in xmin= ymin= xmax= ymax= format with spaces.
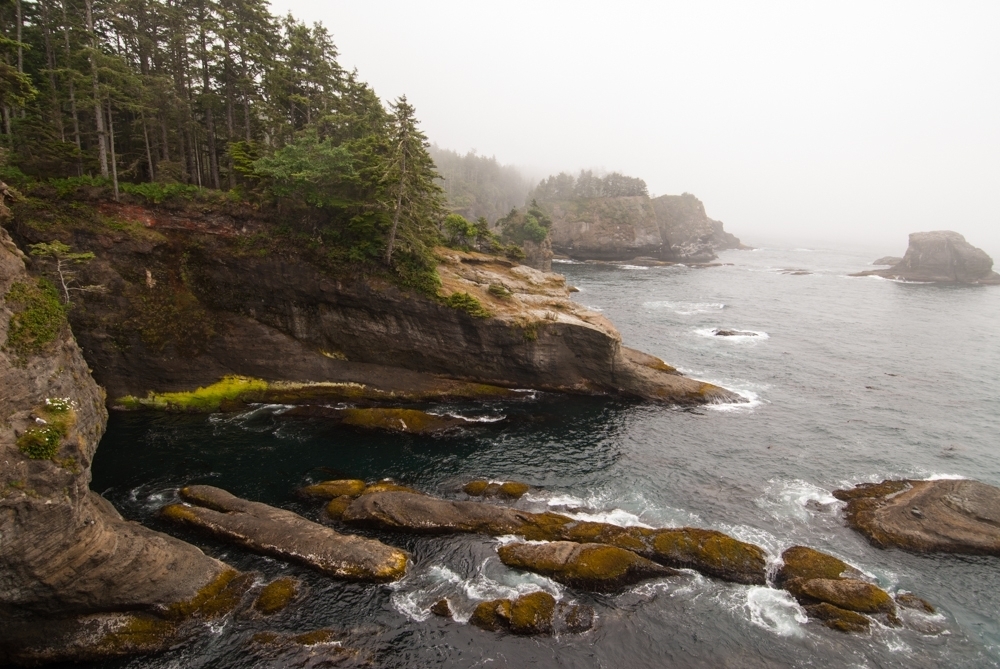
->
xmin=0 ymin=0 xmax=457 ymax=291
xmin=428 ymin=145 xmax=533 ymax=225
xmin=530 ymin=170 xmax=647 ymax=201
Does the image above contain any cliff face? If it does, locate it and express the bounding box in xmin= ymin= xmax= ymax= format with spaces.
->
xmin=543 ymin=193 xmax=743 ymax=262
xmin=10 ymin=200 xmax=737 ymax=406
xmin=854 ymin=231 xmax=1000 ymax=284
xmin=0 ymin=225 xmax=233 ymax=664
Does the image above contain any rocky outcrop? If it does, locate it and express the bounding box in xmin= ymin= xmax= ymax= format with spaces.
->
xmin=11 ymin=200 xmax=739 ymax=406
xmin=497 ymin=541 xmax=677 ymax=591
xmin=339 ymin=491 xmax=767 ymax=584
xmin=0 ymin=225 xmax=239 ymax=664
xmin=283 ymin=406 xmax=472 ymax=435
xmin=833 ymin=479 xmax=1000 ymax=554
xmin=463 ymin=479 xmax=531 ymax=499
xmin=853 ymin=232 xmax=1000 ymax=284
xmin=161 ymin=485 xmax=409 ymax=581
xmin=542 ymin=192 xmax=745 ymax=263
xmin=651 ymin=193 xmax=746 ymax=260
xmin=872 ymin=256 xmax=902 ymax=266
xmin=469 ymin=591 xmax=593 ymax=635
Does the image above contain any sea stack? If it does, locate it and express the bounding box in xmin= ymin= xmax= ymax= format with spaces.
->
xmin=855 ymin=231 xmax=1000 ymax=284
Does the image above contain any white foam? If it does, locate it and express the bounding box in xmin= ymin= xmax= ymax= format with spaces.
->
xmin=521 ymin=491 xmax=655 ymax=528
xmin=745 ymin=587 xmax=808 ymax=637
xmin=695 ymin=328 xmax=770 ymax=340
xmin=924 ymin=473 xmax=969 ymax=480
xmin=644 ymin=300 xmax=726 ymax=315
xmin=617 ymin=264 xmax=651 ymax=270
xmin=552 ymin=258 xmax=583 ymax=264
xmin=704 ymin=387 xmax=763 ymax=413
xmin=756 ymin=479 xmax=841 ymax=523
xmin=428 ymin=412 xmax=506 ymax=423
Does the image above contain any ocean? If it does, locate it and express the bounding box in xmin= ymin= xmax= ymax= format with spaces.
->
xmin=89 ymin=244 xmax=1000 ymax=668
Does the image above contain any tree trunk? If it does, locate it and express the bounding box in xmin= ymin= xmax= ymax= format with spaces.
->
xmin=61 ymin=0 xmax=82 ymax=173
xmin=141 ymin=109 xmax=155 ymax=181
xmin=385 ymin=151 xmax=406 ymax=265
xmin=84 ymin=0 xmax=109 ymax=177
xmin=40 ymin=0 xmax=66 ymax=141
xmin=107 ymin=100 xmax=119 ymax=200
xmin=199 ymin=20 xmax=220 ymax=189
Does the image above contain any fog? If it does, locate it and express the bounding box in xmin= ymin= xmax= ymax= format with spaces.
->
xmin=270 ymin=0 xmax=999 ymax=256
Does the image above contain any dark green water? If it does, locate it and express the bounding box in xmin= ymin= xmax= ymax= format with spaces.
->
xmin=89 ymin=245 xmax=1000 ymax=667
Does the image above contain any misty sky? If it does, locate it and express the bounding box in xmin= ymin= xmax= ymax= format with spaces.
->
xmin=270 ymin=0 xmax=999 ymax=255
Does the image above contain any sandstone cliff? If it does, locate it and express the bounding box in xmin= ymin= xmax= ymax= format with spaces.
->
xmin=0 ymin=224 xmax=235 ymax=664
xmin=853 ymin=231 xmax=1000 ymax=284
xmin=9 ymin=199 xmax=738 ymax=406
xmin=542 ymin=193 xmax=744 ymax=262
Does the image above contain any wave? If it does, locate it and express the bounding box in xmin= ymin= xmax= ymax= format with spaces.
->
xmin=704 ymin=386 xmax=763 ymax=412
xmin=552 ymin=258 xmax=584 ymax=264
xmin=755 ymin=479 xmax=842 ymax=523
xmin=428 ymin=412 xmax=506 ymax=423
xmin=616 ymin=264 xmax=651 ymax=270
xmin=745 ymin=587 xmax=808 ymax=637
xmin=643 ymin=300 xmax=725 ymax=315
xmin=695 ymin=328 xmax=770 ymax=340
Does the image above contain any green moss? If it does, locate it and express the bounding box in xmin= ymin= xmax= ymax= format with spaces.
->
xmin=463 ymin=479 xmax=490 ymax=496
xmin=469 ymin=598 xmax=512 ymax=631
xmin=299 ymin=479 xmax=367 ymax=499
xmin=325 ymin=495 xmax=355 ymax=520
xmin=17 ymin=426 xmax=63 ymax=459
xmin=509 ymin=591 xmax=555 ymax=635
xmin=488 ymin=283 xmax=511 ymax=299
xmin=340 ymin=407 xmax=460 ymax=434
xmin=120 ymin=376 xmax=269 ymax=412
xmin=361 ymin=480 xmax=421 ymax=495
xmin=443 ymin=291 xmax=492 ymax=318
xmin=165 ymin=569 xmax=250 ymax=620
xmin=2 ymin=279 xmax=66 ymax=360
xmin=499 ymin=542 xmax=670 ymax=591
xmin=649 ymin=528 xmax=767 ymax=585
xmin=777 ymin=546 xmax=858 ymax=585
xmin=253 ymin=577 xmax=299 ymax=615
xmin=787 ymin=577 xmax=894 ymax=614
xmin=498 ymin=481 xmax=530 ymax=499
xmin=805 ymin=603 xmax=871 ymax=633
xmin=96 ymin=614 xmax=179 ymax=655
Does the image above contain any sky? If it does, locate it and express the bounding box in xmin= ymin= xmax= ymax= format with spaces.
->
xmin=269 ymin=0 xmax=1000 ymax=255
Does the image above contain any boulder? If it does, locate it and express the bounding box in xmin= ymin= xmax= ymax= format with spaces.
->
xmin=298 ymin=479 xmax=367 ymax=500
xmin=712 ymin=329 xmax=758 ymax=337
xmin=804 ymin=603 xmax=871 ymax=634
xmin=784 ymin=577 xmax=895 ymax=614
xmin=775 ymin=546 xmax=864 ymax=586
xmin=497 ymin=541 xmax=677 ymax=591
xmin=252 ymin=577 xmax=300 ymax=615
xmin=469 ymin=591 xmax=592 ymax=635
xmin=341 ymin=491 xmax=767 ymax=584
xmin=852 ymin=231 xmax=1000 ymax=284
xmin=161 ymin=485 xmax=408 ymax=581
xmin=833 ymin=478 xmax=1000 ymax=554
xmin=463 ymin=479 xmax=531 ymax=499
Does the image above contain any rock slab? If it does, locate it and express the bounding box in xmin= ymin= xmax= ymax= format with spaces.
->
xmin=162 ymin=485 xmax=408 ymax=581
xmin=498 ymin=541 xmax=677 ymax=591
xmin=833 ymin=479 xmax=1000 ymax=554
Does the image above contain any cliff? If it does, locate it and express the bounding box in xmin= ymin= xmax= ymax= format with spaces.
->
xmin=0 ymin=224 xmax=237 ymax=664
xmin=542 ymin=193 xmax=744 ymax=262
xmin=9 ymin=197 xmax=738 ymax=406
xmin=853 ymin=231 xmax=1000 ymax=284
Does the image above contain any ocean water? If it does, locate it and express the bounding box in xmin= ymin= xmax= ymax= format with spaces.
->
xmin=88 ymin=245 xmax=1000 ymax=668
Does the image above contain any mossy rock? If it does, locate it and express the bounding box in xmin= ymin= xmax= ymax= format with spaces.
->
xmin=832 ymin=480 xmax=910 ymax=501
xmin=469 ymin=598 xmax=512 ymax=631
xmin=165 ymin=568 xmax=251 ymax=620
xmin=361 ymin=480 xmax=422 ymax=495
xmin=95 ymin=614 xmax=179 ymax=656
xmin=463 ymin=479 xmax=531 ymax=499
xmin=805 ymin=603 xmax=871 ymax=633
xmin=430 ymin=599 xmax=452 ymax=618
xmin=299 ymin=479 xmax=366 ymax=500
xmin=896 ymin=592 xmax=935 ymax=613
xmin=509 ymin=591 xmax=556 ymax=635
xmin=775 ymin=546 xmax=863 ymax=586
xmin=648 ymin=528 xmax=767 ymax=585
xmin=325 ymin=495 xmax=355 ymax=520
xmin=786 ymin=577 xmax=894 ymax=614
xmin=498 ymin=541 xmax=676 ymax=591
xmin=253 ymin=577 xmax=300 ymax=615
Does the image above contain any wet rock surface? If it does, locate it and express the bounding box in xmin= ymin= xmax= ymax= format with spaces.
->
xmin=852 ymin=231 xmax=1000 ymax=284
xmin=712 ymin=329 xmax=759 ymax=337
xmin=498 ymin=541 xmax=677 ymax=591
xmin=284 ymin=406 xmax=471 ymax=435
xmin=833 ymin=478 xmax=1000 ymax=554
xmin=253 ymin=577 xmax=301 ymax=615
xmin=463 ymin=479 xmax=531 ymax=499
xmin=340 ymin=491 xmax=766 ymax=584
xmin=469 ymin=591 xmax=593 ymax=635
xmin=161 ymin=485 xmax=409 ymax=581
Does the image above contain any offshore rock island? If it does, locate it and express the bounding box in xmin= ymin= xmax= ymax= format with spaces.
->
xmin=854 ymin=231 xmax=1000 ymax=284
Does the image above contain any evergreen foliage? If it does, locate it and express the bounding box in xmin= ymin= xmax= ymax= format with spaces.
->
xmin=497 ymin=199 xmax=552 ymax=246
xmin=428 ymin=145 xmax=533 ymax=224
xmin=0 ymin=0 xmax=450 ymax=292
xmin=530 ymin=170 xmax=647 ymax=201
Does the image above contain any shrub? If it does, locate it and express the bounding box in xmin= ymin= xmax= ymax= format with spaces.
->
xmin=17 ymin=425 xmax=63 ymax=459
xmin=2 ymin=279 xmax=66 ymax=359
xmin=488 ymin=283 xmax=511 ymax=299
xmin=444 ymin=291 xmax=492 ymax=318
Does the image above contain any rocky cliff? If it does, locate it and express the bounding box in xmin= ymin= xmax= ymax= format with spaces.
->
xmin=853 ymin=231 xmax=1000 ymax=284
xmin=543 ymin=192 xmax=744 ymax=262
xmin=9 ymin=198 xmax=738 ymax=406
xmin=0 ymin=224 xmax=237 ymax=664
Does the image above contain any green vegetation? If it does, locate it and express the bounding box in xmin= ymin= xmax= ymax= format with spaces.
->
xmin=428 ymin=145 xmax=533 ymax=224
xmin=497 ymin=200 xmax=552 ymax=246
xmin=530 ymin=170 xmax=648 ymax=201
xmin=2 ymin=278 xmax=66 ymax=359
xmin=117 ymin=375 xmax=268 ymax=412
xmin=16 ymin=397 xmax=76 ymax=460
xmin=1 ymin=0 xmax=453 ymax=296
xmin=29 ymin=240 xmax=100 ymax=303
xmin=444 ymin=291 xmax=492 ymax=318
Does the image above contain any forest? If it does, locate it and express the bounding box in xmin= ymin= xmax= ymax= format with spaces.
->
xmin=427 ymin=145 xmax=532 ymax=225
xmin=530 ymin=170 xmax=648 ymax=202
xmin=0 ymin=0 xmax=459 ymax=291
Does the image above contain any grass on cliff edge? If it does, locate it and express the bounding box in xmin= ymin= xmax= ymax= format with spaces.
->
xmin=116 ymin=376 xmax=268 ymax=412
